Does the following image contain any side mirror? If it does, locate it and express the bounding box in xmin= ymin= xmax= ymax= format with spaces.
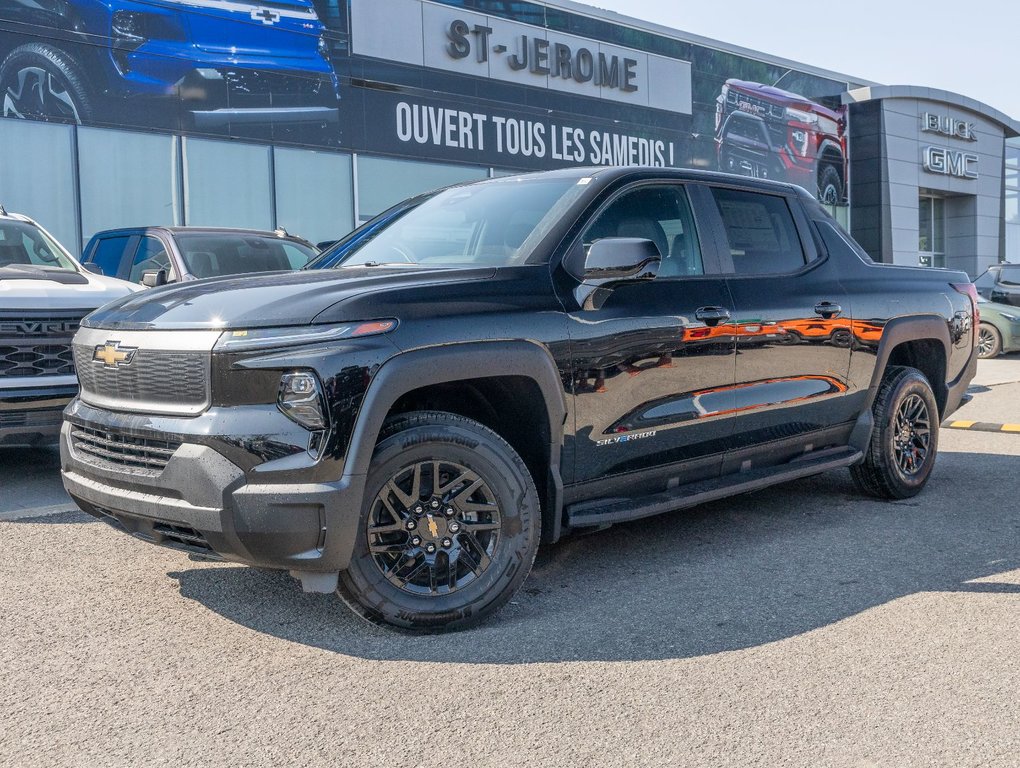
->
xmin=82 ymin=262 xmax=103 ymax=275
xmin=141 ymin=269 xmax=167 ymax=288
xmin=575 ymin=238 xmax=660 ymax=310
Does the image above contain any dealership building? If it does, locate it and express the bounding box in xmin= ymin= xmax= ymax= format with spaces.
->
xmin=0 ymin=0 xmax=1016 ymax=277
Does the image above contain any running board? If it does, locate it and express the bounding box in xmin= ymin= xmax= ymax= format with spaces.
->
xmin=566 ymin=448 xmax=864 ymax=529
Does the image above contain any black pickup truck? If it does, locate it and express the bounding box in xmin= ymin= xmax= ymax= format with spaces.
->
xmin=60 ymin=167 xmax=979 ymax=632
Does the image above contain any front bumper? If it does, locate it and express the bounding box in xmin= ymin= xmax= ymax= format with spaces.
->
xmin=60 ymin=401 xmax=366 ymax=572
xmin=0 ymin=383 xmax=78 ymax=446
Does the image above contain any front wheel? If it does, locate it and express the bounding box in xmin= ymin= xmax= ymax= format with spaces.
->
xmin=0 ymin=43 xmax=93 ymax=124
xmin=977 ymin=323 xmax=1002 ymax=359
xmin=818 ymin=164 xmax=843 ymax=205
xmin=338 ymin=411 xmax=540 ymax=632
xmin=850 ymin=366 xmax=939 ymax=499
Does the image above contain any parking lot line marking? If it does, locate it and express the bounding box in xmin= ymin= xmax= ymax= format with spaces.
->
xmin=0 ymin=503 xmax=79 ymax=522
xmin=944 ymin=421 xmax=1020 ymax=435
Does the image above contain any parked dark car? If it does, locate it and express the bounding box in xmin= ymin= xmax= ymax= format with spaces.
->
xmin=975 ymin=294 xmax=1020 ymax=358
xmin=974 ymin=263 xmax=1020 ymax=307
xmin=0 ymin=0 xmax=339 ymax=144
xmin=81 ymin=227 xmax=318 ymax=286
xmin=61 ymin=167 xmax=978 ymax=632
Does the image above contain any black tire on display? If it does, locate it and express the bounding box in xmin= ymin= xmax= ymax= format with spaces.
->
xmin=977 ymin=323 xmax=1002 ymax=359
xmin=337 ymin=410 xmax=540 ymax=632
xmin=818 ymin=164 xmax=843 ymax=205
xmin=0 ymin=43 xmax=93 ymax=124
xmin=850 ymin=366 xmax=940 ymax=500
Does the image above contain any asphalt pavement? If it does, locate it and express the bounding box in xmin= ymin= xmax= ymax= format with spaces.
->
xmin=1 ymin=356 xmax=1019 ymax=766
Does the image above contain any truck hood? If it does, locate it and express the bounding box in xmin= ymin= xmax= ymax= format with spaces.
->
xmin=83 ymin=266 xmax=497 ymax=330
xmin=725 ymin=79 xmax=844 ymax=121
xmin=0 ymin=267 xmax=139 ymax=311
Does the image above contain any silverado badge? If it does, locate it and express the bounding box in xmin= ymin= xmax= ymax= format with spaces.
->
xmin=93 ymin=341 xmax=137 ymax=368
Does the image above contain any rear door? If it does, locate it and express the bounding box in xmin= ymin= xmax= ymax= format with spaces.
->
xmin=702 ymin=185 xmax=854 ymax=473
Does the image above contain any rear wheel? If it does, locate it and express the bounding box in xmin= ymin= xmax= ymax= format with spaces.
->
xmin=850 ymin=366 xmax=939 ymax=499
xmin=338 ymin=411 xmax=540 ymax=632
xmin=977 ymin=323 xmax=1002 ymax=359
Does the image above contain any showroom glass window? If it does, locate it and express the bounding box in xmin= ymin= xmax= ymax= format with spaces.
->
xmin=918 ymin=196 xmax=946 ymax=268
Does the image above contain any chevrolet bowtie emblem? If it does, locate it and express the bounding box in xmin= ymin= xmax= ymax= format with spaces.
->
xmin=427 ymin=515 xmax=439 ymax=538
xmin=93 ymin=341 xmax=137 ymax=368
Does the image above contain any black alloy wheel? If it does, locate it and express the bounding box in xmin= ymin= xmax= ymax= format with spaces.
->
xmin=851 ymin=366 xmax=940 ymax=499
xmin=366 ymin=458 xmax=502 ymax=596
xmin=892 ymin=393 xmax=931 ymax=476
xmin=338 ymin=411 xmax=539 ymax=632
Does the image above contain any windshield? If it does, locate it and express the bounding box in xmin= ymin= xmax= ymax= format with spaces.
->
xmin=175 ymin=233 xmax=317 ymax=278
xmin=335 ymin=176 xmax=588 ymax=268
xmin=0 ymin=219 xmax=76 ymax=271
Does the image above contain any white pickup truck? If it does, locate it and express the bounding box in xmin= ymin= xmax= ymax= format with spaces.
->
xmin=0 ymin=207 xmax=138 ymax=447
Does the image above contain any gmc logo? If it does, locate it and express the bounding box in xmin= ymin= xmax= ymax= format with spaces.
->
xmin=0 ymin=320 xmax=79 ymax=336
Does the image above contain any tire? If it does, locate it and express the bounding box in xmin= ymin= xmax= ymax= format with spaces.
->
xmin=337 ymin=410 xmax=540 ymax=632
xmin=850 ymin=366 xmax=939 ymax=499
xmin=0 ymin=43 xmax=93 ymax=124
xmin=977 ymin=323 xmax=1002 ymax=359
xmin=818 ymin=164 xmax=843 ymax=205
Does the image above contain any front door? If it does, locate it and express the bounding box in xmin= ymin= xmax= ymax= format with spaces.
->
xmin=565 ymin=182 xmax=739 ymax=499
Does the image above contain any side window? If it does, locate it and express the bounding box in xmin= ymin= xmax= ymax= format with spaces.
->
xmin=128 ymin=236 xmax=173 ymax=284
xmin=582 ymin=185 xmax=704 ymax=277
xmin=87 ymin=236 xmax=131 ymax=278
xmin=999 ymin=266 xmax=1020 ymax=286
xmin=711 ymin=187 xmax=809 ymax=275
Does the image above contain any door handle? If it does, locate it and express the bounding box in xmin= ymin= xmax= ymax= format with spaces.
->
xmin=695 ymin=306 xmax=731 ymax=326
xmin=814 ymin=302 xmax=842 ymax=319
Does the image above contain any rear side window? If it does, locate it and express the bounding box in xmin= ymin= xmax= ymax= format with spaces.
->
xmin=88 ymin=236 xmax=131 ymax=277
xmin=711 ymin=188 xmax=808 ymax=275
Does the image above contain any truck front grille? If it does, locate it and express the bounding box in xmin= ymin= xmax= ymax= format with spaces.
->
xmin=0 ymin=410 xmax=64 ymax=430
xmin=73 ymin=345 xmax=209 ymax=414
xmin=0 ymin=312 xmax=82 ymax=379
xmin=70 ymin=425 xmax=182 ymax=474
xmin=223 ymin=69 xmax=329 ymax=107
xmin=0 ymin=344 xmax=75 ymax=377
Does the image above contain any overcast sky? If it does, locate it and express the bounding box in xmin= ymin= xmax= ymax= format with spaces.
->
xmin=590 ymin=0 xmax=1019 ymax=120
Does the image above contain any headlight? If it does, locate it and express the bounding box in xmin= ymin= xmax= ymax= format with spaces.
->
xmin=112 ymin=11 xmax=147 ymax=43
xmin=785 ymin=107 xmax=819 ymax=125
xmin=214 ymin=320 xmax=396 ymax=352
xmin=278 ymin=372 xmax=327 ymax=430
